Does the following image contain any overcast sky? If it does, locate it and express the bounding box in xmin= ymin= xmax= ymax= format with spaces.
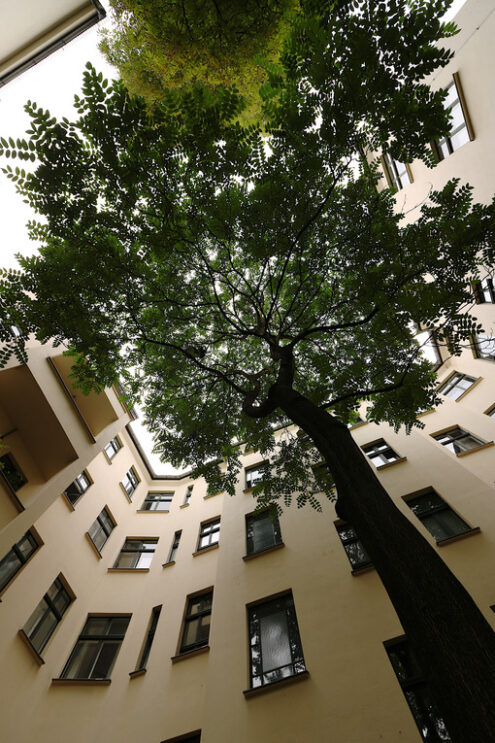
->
xmin=0 ymin=0 xmax=468 ymax=473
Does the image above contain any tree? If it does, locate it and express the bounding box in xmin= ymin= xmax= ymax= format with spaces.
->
xmin=1 ymin=1 xmax=495 ymax=739
xmin=99 ymin=0 xmax=297 ymax=121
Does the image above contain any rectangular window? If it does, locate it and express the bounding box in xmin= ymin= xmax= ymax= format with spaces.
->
xmin=104 ymin=436 xmax=122 ymax=461
xmin=88 ymin=508 xmax=115 ymax=552
xmin=486 ymin=405 xmax=495 ymax=418
xmin=435 ymin=75 xmax=472 ymax=160
xmin=248 ymin=592 xmax=306 ymax=689
xmin=0 ymin=453 xmax=27 ymax=491
xmin=141 ymin=492 xmax=173 ymax=511
xmin=121 ymin=467 xmax=139 ymax=499
xmin=22 ymin=575 xmax=73 ymax=655
xmin=245 ymin=462 xmax=268 ymax=490
xmin=183 ymin=485 xmax=193 ymax=505
xmin=113 ymin=538 xmax=158 ymax=569
xmin=385 ymin=638 xmax=451 ymax=742
xmin=472 ymin=333 xmax=495 ymax=361
xmin=64 ymin=471 xmax=91 ymax=507
xmin=136 ymin=605 xmax=162 ymax=671
xmin=437 ymin=372 xmax=476 ymax=400
xmin=406 ymin=490 xmax=471 ymax=542
xmin=474 ymin=277 xmax=495 ymax=304
xmin=0 ymin=530 xmax=40 ymax=592
xmin=246 ymin=510 xmax=282 ymax=555
xmin=383 ymin=153 xmax=412 ymax=190
xmin=180 ymin=591 xmax=213 ymax=653
xmin=60 ymin=615 xmax=131 ymax=680
xmin=362 ymin=440 xmax=400 ymax=467
xmin=167 ymin=530 xmax=181 ymax=563
xmin=335 ymin=522 xmax=372 ymax=571
xmin=197 ymin=519 xmax=220 ymax=551
xmin=433 ymin=427 xmax=485 ymax=455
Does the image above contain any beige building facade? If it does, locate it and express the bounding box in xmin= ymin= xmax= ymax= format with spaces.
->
xmin=1 ymin=1 xmax=495 ymax=741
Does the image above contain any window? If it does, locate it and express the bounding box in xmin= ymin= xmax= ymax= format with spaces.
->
xmin=135 ymin=605 xmax=162 ymax=671
xmin=472 ymin=333 xmax=495 ymax=360
xmin=362 ymin=440 xmax=400 ymax=467
xmin=248 ymin=593 xmax=306 ymax=689
xmin=104 ymin=436 xmax=121 ymax=461
xmin=406 ymin=491 xmax=471 ymax=542
xmin=435 ymin=75 xmax=472 ymax=160
xmin=167 ymin=530 xmax=181 ymax=563
xmin=0 ymin=530 xmax=39 ymax=592
xmin=437 ymin=372 xmax=476 ymax=400
xmin=60 ymin=615 xmax=130 ymax=680
xmin=335 ymin=522 xmax=372 ymax=571
xmin=474 ymin=277 xmax=495 ymax=304
xmin=245 ymin=462 xmax=268 ymax=490
xmin=183 ymin=485 xmax=193 ymax=505
xmin=0 ymin=453 xmax=27 ymax=491
xmin=88 ymin=508 xmax=115 ymax=552
xmin=113 ymin=538 xmax=158 ymax=569
xmin=385 ymin=638 xmax=451 ymax=742
xmin=246 ymin=510 xmax=282 ymax=555
xmin=141 ymin=492 xmax=173 ymax=511
xmin=121 ymin=467 xmax=139 ymax=499
xmin=415 ymin=330 xmax=442 ymax=367
xmin=383 ymin=153 xmax=412 ymax=190
xmin=486 ymin=405 xmax=495 ymax=418
xmin=22 ymin=575 xmax=73 ymax=655
xmin=64 ymin=471 xmax=91 ymax=506
xmin=197 ymin=519 xmax=220 ymax=551
xmin=180 ymin=591 xmax=213 ymax=653
xmin=433 ymin=427 xmax=485 ymax=455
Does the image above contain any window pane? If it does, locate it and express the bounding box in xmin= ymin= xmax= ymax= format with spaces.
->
xmin=92 ymin=528 xmax=107 ymax=552
xmin=63 ymin=641 xmax=100 ymax=678
xmin=408 ymin=493 xmax=443 ymax=517
xmin=108 ymin=616 xmax=131 ymax=635
xmin=344 ymin=541 xmax=371 ymax=569
xmin=252 ymin=516 xmax=276 ymax=552
xmin=422 ymin=511 xmax=469 ymax=541
xmin=260 ymin=610 xmax=291 ymax=672
xmin=0 ymin=550 xmax=21 ymax=589
xmin=91 ymin=642 xmax=120 ymax=678
xmin=29 ymin=610 xmax=58 ymax=654
xmin=183 ymin=618 xmax=200 ymax=648
xmin=450 ymin=126 xmax=469 ymax=151
xmin=84 ymin=617 xmax=111 ymax=635
xmin=24 ymin=598 xmax=50 ymax=638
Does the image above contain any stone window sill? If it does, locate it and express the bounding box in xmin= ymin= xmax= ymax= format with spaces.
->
xmin=456 ymin=441 xmax=494 ymax=457
xmin=162 ymin=560 xmax=176 ymax=569
xmin=18 ymin=629 xmax=44 ymax=665
xmin=242 ymin=543 xmax=285 ymax=561
xmin=180 ymin=503 xmax=190 ymax=509
xmin=136 ymin=509 xmax=170 ymax=514
xmin=171 ymin=645 xmax=210 ymax=664
xmin=129 ymin=668 xmax=146 ymax=679
xmin=243 ymin=670 xmax=310 ymax=698
xmin=107 ymin=568 xmax=150 ymax=573
xmin=192 ymin=543 xmax=219 ymax=557
xmin=436 ymin=527 xmax=480 ymax=547
xmin=52 ymin=678 xmax=111 ymax=686
xmin=376 ymin=457 xmax=407 ymax=471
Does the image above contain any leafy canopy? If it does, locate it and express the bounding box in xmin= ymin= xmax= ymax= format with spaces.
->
xmin=1 ymin=0 xmax=494 ymax=505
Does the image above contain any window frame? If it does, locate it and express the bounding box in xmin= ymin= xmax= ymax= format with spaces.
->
xmin=0 ymin=452 xmax=27 ymax=492
xmin=244 ymin=461 xmax=269 ymax=490
xmin=59 ymin=614 xmax=131 ymax=680
xmin=179 ymin=590 xmax=213 ymax=655
xmin=121 ymin=467 xmax=140 ymax=500
xmin=21 ymin=573 xmax=74 ymax=657
xmin=473 ymin=276 xmax=495 ymax=304
xmin=0 ymin=528 xmax=41 ymax=595
xmin=437 ymin=371 xmax=477 ymax=401
xmin=134 ymin=605 xmax=162 ymax=672
xmin=63 ymin=471 xmax=91 ymax=507
xmin=112 ymin=538 xmax=158 ymax=569
xmin=404 ymin=489 xmax=473 ymax=544
xmin=432 ymin=426 xmax=486 ymax=455
xmin=196 ymin=518 xmax=221 ymax=552
xmin=382 ymin=152 xmax=413 ymax=191
xmin=362 ymin=440 xmax=401 ymax=467
xmin=433 ymin=72 xmax=474 ymax=161
xmin=140 ymin=491 xmax=173 ymax=512
xmin=471 ymin=333 xmax=495 ymax=361
xmin=335 ymin=521 xmax=373 ymax=572
xmin=166 ymin=530 xmax=182 ymax=564
xmin=104 ymin=436 xmax=122 ymax=462
xmin=87 ymin=507 xmax=116 ymax=553
xmin=245 ymin=509 xmax=282 ymax=556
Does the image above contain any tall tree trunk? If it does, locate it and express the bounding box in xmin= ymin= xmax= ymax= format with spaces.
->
xmin=271 ymin=383 xmax=495 ymax=743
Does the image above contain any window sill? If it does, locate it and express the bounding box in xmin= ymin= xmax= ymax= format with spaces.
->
xmin=52 ymin=678 xmax=111 ymax=686
xmin=351 ymin=563 xmax=375 ymax=576
xmin=454 ymin=376 xmax=482 ymax=402
xmin=243 ymin=486 xmax=257 ymax=494
xmin=456 ymin=441 xmax=494 ymax=458
xmin=204 ymin=492 xmax=223 ymax=500
xmin=192 ymin=543 xmax=219 ymax=557
xmin=129 ymin=668 xmax=146 ymax=679
xmin=436 ymin=527 xmax=480 ymax=547
xmin=243 ymin=670 xmax=310 ymax=698
xmin=243 ymin=542 xmax=285 ymax=561
xmin=85 ymin=532 xmax=103 ymax=559
xmin=180 ymin=503 xmax=190 ymax=509
xmin=171 ymin=645 xmax=210 ymax=664
xmin=107 ymin=568 xmax=150 ymax=573
xmin=136 ymin=509 xmax=170 ymax=514
xmin=376 ymin=457 xmax=407 ymax=471
xmin=162 ymin=560 xmax=176 ymax=569
xmin=18 ymin=629 xmax=44 ymax=665
xmin=417 ymin=408 xmax=435 ymax=418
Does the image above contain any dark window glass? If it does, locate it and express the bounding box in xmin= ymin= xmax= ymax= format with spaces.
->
xmin=167 ymin=531 xmax=181 ymax=563
xmin=474 ymin=277 xmax=495 ymax=304
xmin=104 ymin=437 xmax=121 ymax=460
xmin=64 ymin=472 xmax=90 ymax=506
xmin=335 ymin=522 xmax=372 ymax=571
xmin=113 ymin=539 xmax=157 ymax=569
xmin=384 ymin=153 xmax=412 ymax=190
xmin=136 ymin=605 xmax=162 ymax=670
xmin=434 ymin=427 xmax=485 ymax=455
xmin=23 ymin=576 xmax=72 ymax=654
xmin=122 ymin=468 xmax=139 ymax=498
xmin=362 ymin=440 xmax=400 ymax=466
xmin=436 ymin=79 xmax=470 ymax=160
xmin=0 ymin=453 xmax=27 ymax=491
xmin=246 ymin=510 xmax=282 ymax=555
xmin=386 ymin=639 xmax=451 ymax=742
xmin=0 ymin=530 xmax=39 ymax=592
xmin=60 ymin=615 xmax=130 ymax=679
xmin=248 ymin=593 xmax=306 ymax=689
xmin=180 ymin=591 xmax=213 ymax=653
xmin=406 ymin=491 xmax=471 ymax=542
xmin=88 ymin=508 xmax=115 ymax=552
xmin=183 ymin=486 xmax=193 ymax=505
xmin=197 ymin=519 xmax=220 ymax=551
xmin=141 ymin=492 xmax=173 ymax=511
xmin=437 ymin=372 xmax=476 ymax=400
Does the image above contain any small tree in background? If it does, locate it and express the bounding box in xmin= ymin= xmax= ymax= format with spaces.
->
xmin=1 ymin=1 xmax=495 ymax=739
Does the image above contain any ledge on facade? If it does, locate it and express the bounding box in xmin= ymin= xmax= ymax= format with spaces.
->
xmin=51 ymin=678 xmax=111 ymax=686
xmin=192 ymin=544 xmax=219 ymax=557
xmin=376 ymin=457 xmax=407 ymax=471
xmin=171 ymin=645 xmax=210 ymax=664
xmin=204 ymin=492 xmax=223 ymax=500
xmin=416 ymin=408 xmax=436 ymax=418
xmin=243 ymin=486 xmax=256 ymax=494
xmin=136 ymin=509 xmax=170 ymax=514
xmin=18 ymin=629 xmax=44 ymax=666
xmin=85 ymin=532 xmax=103 ymax=559
xmin=455 ymin=376 xmax=483 ymax=402
xmin=162 ymin=560 xmax=176 ymax=569
xmin=242 ymin=543 xmax=285 ymax=561
xmin=436 ymin=527 xmax=481 ymax=547
xmin=456 ymin=441 xmax=494 ymax=458
xmin=351 ymin=563 xmax=375 ymax=576
xmin=129 ymin=668 xmax=146 ymax=679
xmin=107 ymin=568 xmax=150 ymax=573
xmin=180 ymin=503 xmax=190 ymax=509
xmin=243 ymin=670 xmax=310 ymax=698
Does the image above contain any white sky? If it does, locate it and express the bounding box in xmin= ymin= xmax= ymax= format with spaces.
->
xmin=0 ymin=0 xmax=468 ymax=473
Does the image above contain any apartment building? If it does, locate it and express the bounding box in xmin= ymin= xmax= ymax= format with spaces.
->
xmin=0 ymin=0 xmax=494 ymax=741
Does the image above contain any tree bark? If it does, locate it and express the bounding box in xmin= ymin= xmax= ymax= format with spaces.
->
xmin=270 ymin=383 xmax=495 ymax=743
